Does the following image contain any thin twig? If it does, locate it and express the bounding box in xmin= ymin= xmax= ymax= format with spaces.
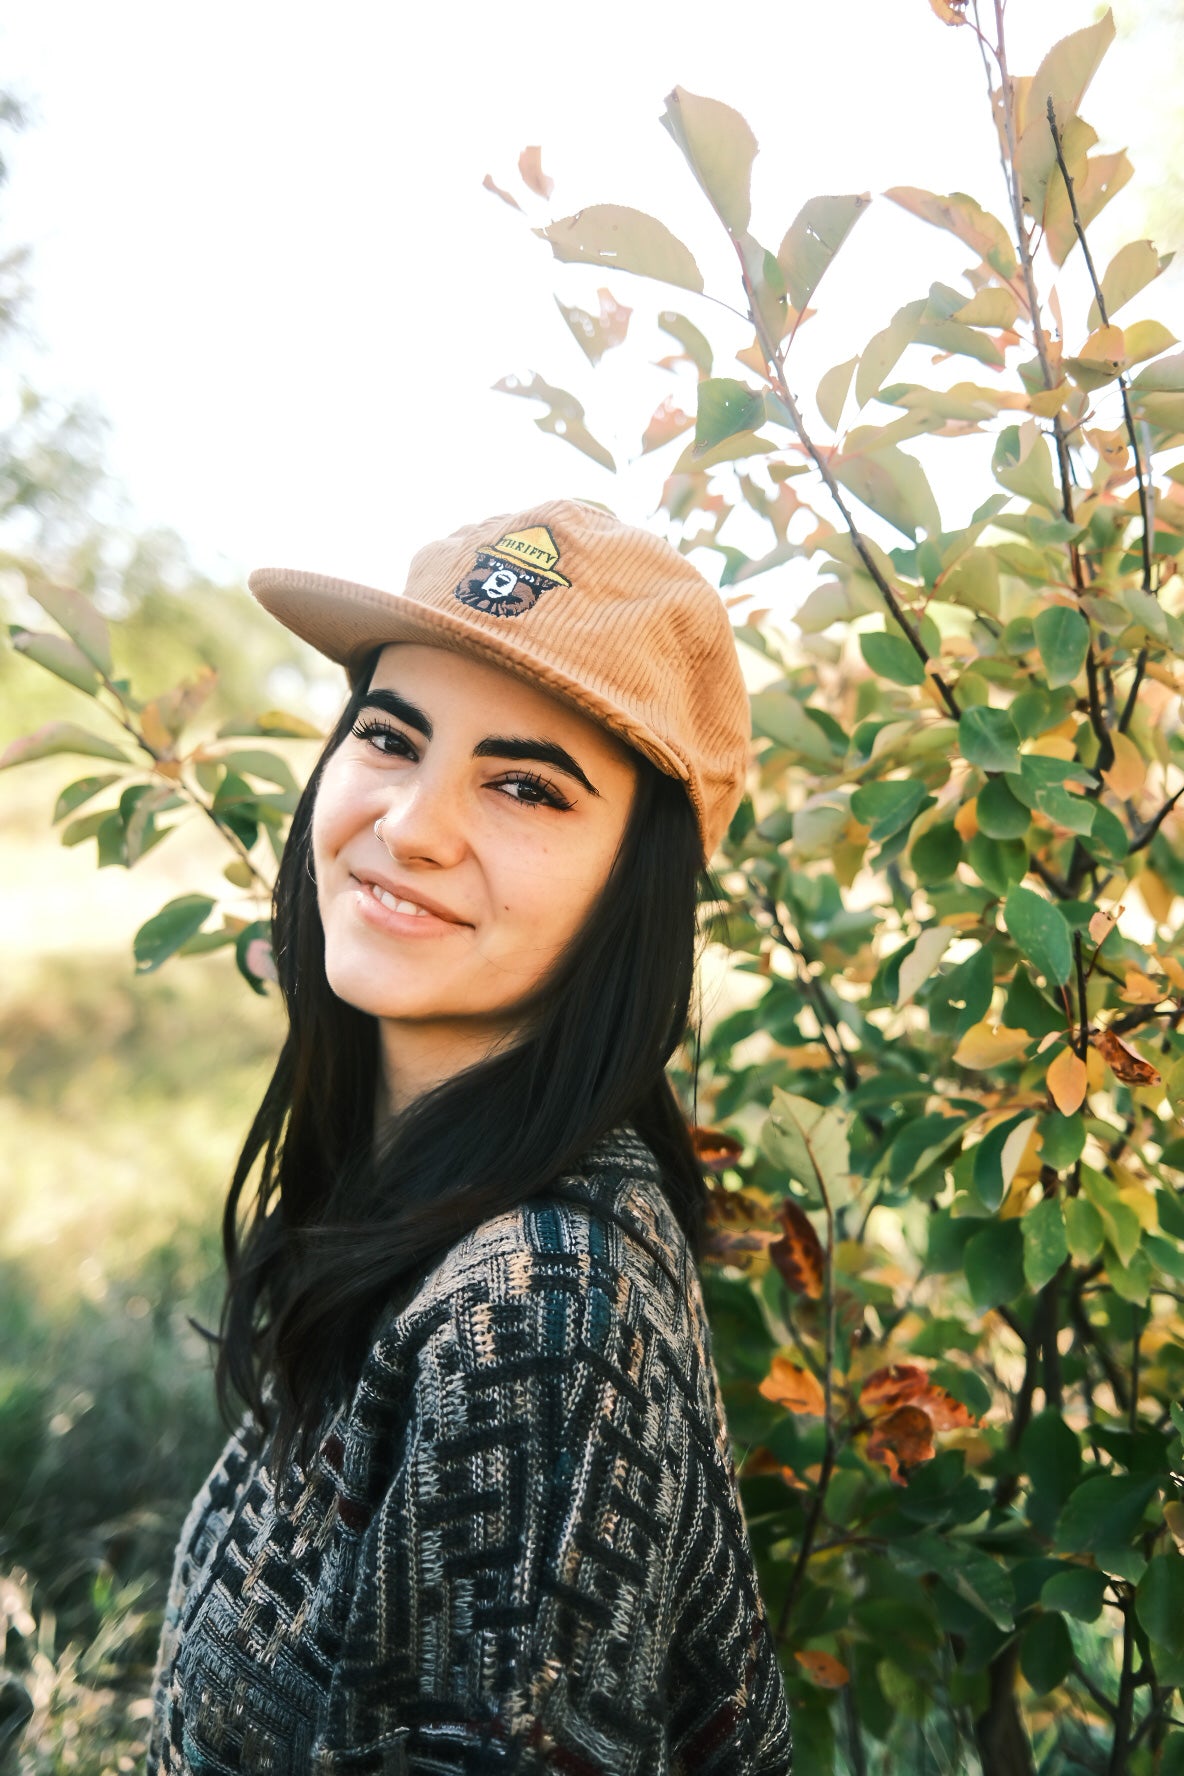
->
xmin=1047 ymin=97 xmax=1155 ymax=599
xmin=776 ymin=1173 xmax=837 ymax=1643
xmin=1129 ymin=784 xmax=1184 ymax=854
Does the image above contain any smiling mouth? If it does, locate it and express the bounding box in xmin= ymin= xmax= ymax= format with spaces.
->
xmin=367 ymin=882 xmax=432 ymax=918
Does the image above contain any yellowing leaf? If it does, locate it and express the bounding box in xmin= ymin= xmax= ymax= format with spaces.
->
xmin=1136 ymin=868 xmax=1175 ymax=926
xmin=538 ymin=205 xmax=704 ymax=294
xmin=1102 ymin=732 xmax=1146 ymax=799
xmin=1088 ymin=905 xmax=1120 ymax=944
xmin=1047 ymin=1047 xmax=1088 ymax=1114
xmin=1161 ymin=956 xmax=1184 ymax=992
xmin=954 ymin=798 xmax=979 ymax=840
xmin=954 ymin=1021 xmax=1032 ymax=1070
xmin=897 ymin=926 xmax=955 ymax=1007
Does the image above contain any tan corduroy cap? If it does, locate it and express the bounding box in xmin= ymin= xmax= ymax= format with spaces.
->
xmin=248 ymin=498 xmax=750 ymax=860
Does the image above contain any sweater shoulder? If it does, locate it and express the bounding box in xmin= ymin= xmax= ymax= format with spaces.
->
xmin=374 ymin=1128 xmax=694 ymax=1364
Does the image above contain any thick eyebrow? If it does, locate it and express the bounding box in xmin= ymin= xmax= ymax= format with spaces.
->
xmin=357 ymin=688 xmax=432 ymax=737
xmin=358 ymin=690 xmax=599 ymax=797
xmin=473 ymin=736 xmax=600 ymax=797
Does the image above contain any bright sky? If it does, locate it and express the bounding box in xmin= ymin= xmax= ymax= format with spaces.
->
xmin=0 ymin=0 xmax=1170 ymax=600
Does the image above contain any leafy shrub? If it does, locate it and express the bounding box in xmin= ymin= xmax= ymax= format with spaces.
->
xmin=5 ymin=8 xmax=1184 ymax=1771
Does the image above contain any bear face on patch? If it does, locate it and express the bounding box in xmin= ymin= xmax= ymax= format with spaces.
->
xmin=455 ymin=552 xmax=551 ymax=618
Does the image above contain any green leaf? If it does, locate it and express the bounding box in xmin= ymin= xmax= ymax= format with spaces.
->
xmin=910 ymin=822 xmax=962 ymax=883
xmin=965 ymin=1220 xmax=1025 ymax=1309
xmin=973 ymin=1113 xmax=1038 ymax=1212
xmin=855 ymin=300 xmax=926 ymax=407
xmin=10 ymin=627 xmax=102 ymax=695
xmin=660 ymin=87 xmax=757 ymax=236
xmin=1023 ymin=1196 xmax=1068 ymax=1291
xmin=1064 ymin=1197 xmax=1104 ymax=1263
xmin=762 ymin=1089 xmax=851 ymax=1209
xmin=1019 ymin=1613 xmax=1074 ymax=1695
xmin=493 ymin=373 xmax=615 ymax=471
xmin=658 ymin=309 xmax=713 ymax=375
xmin=1033 ymin=605 xmax=1090 ymax=687
xmin=1003 ymin=886 xmax=1073 ymax=986
xmin=851 ymin=778 xmax=931 ymax=842
xmin=537 ymin=205 xmax=703 ymax=293
xmin=218 ymin=750 xmax=300 ymax=794
xmin=1002 ymin=967 xmax=1066 ymax=1040
xmin=52 ymin=774 xmax=123 ymax=823
xmin=693 ymin=378 xmax=766 ymax=453
xmin=1088 ymin=241 xmax=1168 ymax=327
xmin=817 ymin=356 xmax=858 ymax=431
xmin=976 ymin=777 xmax=1030 ymax=840
xmin=993 ymin=426 xmax=1060 ymax=512
xmin=749 ymin=691 xmax=838 ymax=766
xmin=1022 ymin=1411 xmax=1082 ymax=1535
xmin=776 ymin=194 xmax=870 ymax=313
xmin=1057 ymin=1473 xmax=1158 ymax=1554
xmin=1038 ymin=1112 xmax=1085 ymax=1171
xmin=959 ymin=706 xmax=1020 ymax=773
xmin=832 ymin=441 xmax=941 ymax=540
xmin=0 ymin=721 xmax=129 ymax=770
xmin=899 ymin=1533 xmax=1014 ymax=1630
xmin=217 ymin=710 xmax=323 ymax=740
xmin=884 ymin=188 xmax=1017 ymax=280
xmin=1041 ymin=1565 xmax=1107 ymax=1621
xmin=133 ymin=894 xmax=216 ymax=975
xmin=859 ymin=632 xmax=926 ymax=686
xmin=24 ymin=577 xmax=113 ymax=675
xmin=1080 ymin=1167 xmax=1142 ymax=1266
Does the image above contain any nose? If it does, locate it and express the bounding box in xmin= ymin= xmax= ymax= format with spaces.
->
xmin=374 ymin=771 xmax=468 ymax=870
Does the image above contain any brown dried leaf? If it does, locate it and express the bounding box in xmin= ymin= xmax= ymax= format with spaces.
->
xmin=794 ymin=1650 xmax=850 ymax=1688
xmin=859 ymin=1363 xmax=927 ymax=1414
xmin=758 ymin=1355 xmax=826 ymax=1417
xmin=1092 ymin=1026 xmax=1163 ymax=1086
xmin=865 ymin=1404 xmax=935 ymax=1482
xmin=693 ymin=1126 xmax=745 ymax=1172
xmin=769 ymin=1201 xmax=825 ymax=1300
xmin=517 ymin=145 xmax=553 ymax=199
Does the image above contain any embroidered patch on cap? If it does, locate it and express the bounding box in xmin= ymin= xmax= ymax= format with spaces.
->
xmin=454 ymin=526 xmax=570 ymax=618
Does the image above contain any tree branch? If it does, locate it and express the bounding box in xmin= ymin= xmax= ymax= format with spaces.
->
xmin=1047 ymin=97 xmax=1155 ymax=600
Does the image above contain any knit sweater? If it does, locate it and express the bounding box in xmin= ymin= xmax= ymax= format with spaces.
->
xmin=148 ymin=1128 xmax=793 ymax=1774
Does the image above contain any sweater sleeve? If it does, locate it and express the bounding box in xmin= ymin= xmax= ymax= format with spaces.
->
xmin=316 ymin=1253 xmax=683 ymax=1774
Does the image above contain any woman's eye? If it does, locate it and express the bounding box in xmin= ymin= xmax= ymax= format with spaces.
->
xmin=350 ymin=719 xmax=416 ymax=760
xmin=497 ymin=773 xmax=573 ymax=811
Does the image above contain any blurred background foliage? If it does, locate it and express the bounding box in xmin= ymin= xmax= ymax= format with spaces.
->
xmin=4 ymin=5 xmax=1184 ymax=1774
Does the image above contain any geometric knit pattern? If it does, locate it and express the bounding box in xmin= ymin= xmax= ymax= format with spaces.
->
xmin=147 ymin=1128 xmax=793 ymax=1774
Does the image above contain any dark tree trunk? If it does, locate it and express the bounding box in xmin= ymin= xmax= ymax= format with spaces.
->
xmin=972 ymin=1643 xmax=1036 ymax=1776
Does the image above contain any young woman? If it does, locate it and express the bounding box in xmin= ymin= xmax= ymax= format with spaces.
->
xmin=148 ymin=499 xmax=794 ymax=1774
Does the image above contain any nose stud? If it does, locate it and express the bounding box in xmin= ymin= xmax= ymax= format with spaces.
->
xmin=374 ymin=816 xmax=386 ymax=842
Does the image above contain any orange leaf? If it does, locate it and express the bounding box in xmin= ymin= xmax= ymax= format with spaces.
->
xmin=759 ymin=1356 xmax=826 ymax=1417
xmin=865 ymin=1404 xmax=935 ymax=1482
xmin=1047 ymin=1046 xmax=1088 ymax=1114
xmin=1121 ymin=969 xmax=1164 ymax=1006
xmin=1088 ymin=905 xmax=1121 ymax=944
xmin=795 ymin=1649 xmax=850 ymax=1688
xmin=517 ymin=145 xmax=553 ymax=199
xmin=692 ymin=1126 xmax=745 ymax=1172
xmin=769 ymin=1201 xmax=825 ymax=1300
xmin=1092 ymin=1027 xmax=1163 ymax=1086
xmin=954 ymin=798 xmax=978 ymax=840
xmin=482 ymin=173 xmax=522 ymax=211
xmin=641 ymin=396 xmax=695 ymax=455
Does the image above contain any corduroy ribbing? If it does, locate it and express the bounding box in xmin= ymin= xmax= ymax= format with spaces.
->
xmin=248 ymin=500 xmax=751 ymax=860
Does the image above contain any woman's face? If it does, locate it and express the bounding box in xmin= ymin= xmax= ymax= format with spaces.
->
xmin=311 ymin=643 xmax=638 ymax=1100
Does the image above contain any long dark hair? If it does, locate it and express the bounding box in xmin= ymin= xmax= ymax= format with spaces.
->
xmin=215 ymin=650 xmax=709 ymax=1464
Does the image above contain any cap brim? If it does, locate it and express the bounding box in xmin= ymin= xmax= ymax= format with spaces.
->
xmin=248 ymin=566 xmax=690 ymax=787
